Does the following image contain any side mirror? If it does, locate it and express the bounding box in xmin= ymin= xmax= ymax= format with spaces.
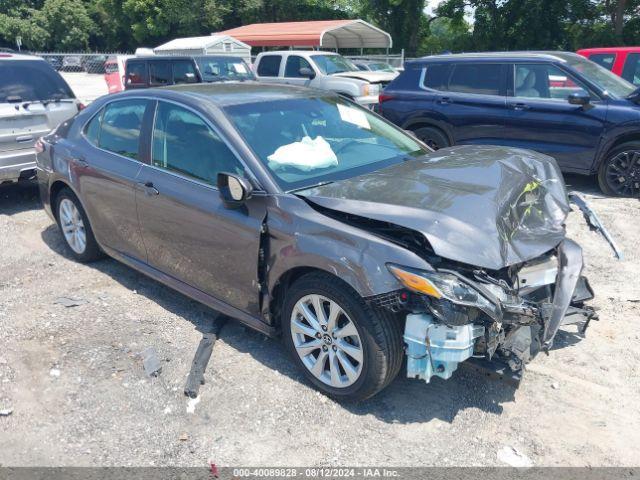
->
xmin=217 ymin=172 xmax=253 ymax=208
xmin=568 ymin=91 xmax=590 ymax=106
xmin=184 ymin=72 xmax=198 ymax=84
xmin=299 ymin=67 xmax=315 ymax=79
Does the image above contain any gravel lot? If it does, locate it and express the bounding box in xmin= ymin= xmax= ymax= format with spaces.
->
xmin=0 ymin=176 xmax=639 ymax=467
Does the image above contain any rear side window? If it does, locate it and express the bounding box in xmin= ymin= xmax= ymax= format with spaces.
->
xmin=257 ymin=55 xmax=282 ymax=77
xmin=125 ymin=61 xmax=147 ymax=86
xmin=172 ymin=60 xmax=198 ymax=84
xmin=622 ymin=53 xmax=640 ymax=86
xmin=421 ymin=64 xmax=451 ymax=90
xmin=149 ymin=61 xmax=171 ymax=86
xmin=589 ymin=53 xmax=616 ymax=71
xmin=448 ymin=63 xmax=503 ymax=95
xmin=98 ymin=99 xmax=149 ymax=160
xmin=151 ymin=102 xmax=244 ymax=185
xmin=0 ymin=60 xmax=74 ymax=102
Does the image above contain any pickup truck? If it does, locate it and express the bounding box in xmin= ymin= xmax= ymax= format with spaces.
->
xmin=253 ymin=51 xmax=397 ymax=106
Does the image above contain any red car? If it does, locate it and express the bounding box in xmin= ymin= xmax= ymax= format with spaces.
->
xmin=578 ymin=47 xmax=640 ymax=86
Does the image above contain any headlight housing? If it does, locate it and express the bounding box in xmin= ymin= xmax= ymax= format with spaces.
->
xmin=362 ymin=83 xmax=379 ymax=96
xmin=387 ymin=264 xmax=499 ymax=318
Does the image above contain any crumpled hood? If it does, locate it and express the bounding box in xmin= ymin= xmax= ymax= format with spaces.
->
xmin=298 ymin=145 xmax=571 ymax=270
xmin=332 ymin=70 xmax=397 ymax=83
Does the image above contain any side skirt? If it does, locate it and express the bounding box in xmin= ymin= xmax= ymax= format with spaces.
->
xmin=102 ymin=245 xmax=277 ymax=338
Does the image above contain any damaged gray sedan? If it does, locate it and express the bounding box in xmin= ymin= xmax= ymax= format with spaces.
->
xmin=36 ymin=84 xmax=597 ymax=400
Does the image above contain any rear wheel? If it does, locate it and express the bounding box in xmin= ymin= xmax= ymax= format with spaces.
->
xmin=597 ymin=142 xmax=640 ymax=197
xmin=55 ymin=188 xmax=103 ymax=262
xmin=413 ymin=126 xmax=450 ymax=150
xmin=282 ymin=272 xmax=403 ymax=401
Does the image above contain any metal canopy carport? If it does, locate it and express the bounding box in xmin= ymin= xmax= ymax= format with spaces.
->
xmin=220 ymin=20 xmax=392 ymax=49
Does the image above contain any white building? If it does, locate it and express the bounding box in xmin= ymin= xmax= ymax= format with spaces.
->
xmin=154 ymin=35 xmax=251 ymax=62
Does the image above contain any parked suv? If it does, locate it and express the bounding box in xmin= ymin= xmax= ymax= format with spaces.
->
xmin=379 ymin=52 xmax=640 ymax=197
xmin=253 ymin=51 xmax=395 ymax=107
xmin=578 ymin=47 xmax=640 ymax=86
xmin=1 ymin=53 xmax=80 ymax=184
xmin=124 ymin=56 xmax=201 ymax=89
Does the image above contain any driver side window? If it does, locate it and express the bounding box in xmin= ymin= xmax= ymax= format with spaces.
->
xmin=285 ymin=56 xmax=312 ymax=78
xmin=151 ymin=102 xmax=245 ymax=185
xmin=514 ymin=64 xmax=591 ymax=101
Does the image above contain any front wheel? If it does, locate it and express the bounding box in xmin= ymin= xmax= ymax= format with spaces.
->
xmin=597 ymin=142 xmax=640 ymax=197
xmin=282 ymin=272 xmax=403 ymax=401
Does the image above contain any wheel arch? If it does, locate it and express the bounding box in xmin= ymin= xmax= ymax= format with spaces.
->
xmin=402 ymin=119 xmax=453 ymax=146
xmin=49 ymin=179 xmax=79 ymax=221
xmin=597 ymin=131 xmax=640 ymax=169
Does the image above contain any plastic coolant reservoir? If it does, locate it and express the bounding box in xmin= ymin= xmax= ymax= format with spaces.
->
xmin=403 ymin=313 xmax=484 ymax=382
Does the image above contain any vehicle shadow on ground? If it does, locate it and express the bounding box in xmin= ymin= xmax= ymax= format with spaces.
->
xmin=563 ymin=173 xmax=603 ymax=197
xmin=0 ymin=181 xmax=41 ymax=216
xmin=42 ymin=223 xmax=519 ymax=424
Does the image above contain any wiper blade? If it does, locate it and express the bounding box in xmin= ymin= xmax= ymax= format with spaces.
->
xmin=288 ymin=181 xmax=335 ymax=194
xmin=568 ymin=191 xmax=623 ymax=260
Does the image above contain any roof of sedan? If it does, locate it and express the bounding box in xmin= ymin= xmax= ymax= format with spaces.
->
xmin=161 ymin=82 xmax=332 ymax=106
xmin=411 ymin=51 xmax=582 ymax=64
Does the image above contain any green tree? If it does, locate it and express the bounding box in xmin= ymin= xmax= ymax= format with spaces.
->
xmin=35 ymin=0 xmax=96 ymax=51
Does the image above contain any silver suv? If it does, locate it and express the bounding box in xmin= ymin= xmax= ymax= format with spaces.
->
xmin=1 ymin=54 xmax=80 ymax=184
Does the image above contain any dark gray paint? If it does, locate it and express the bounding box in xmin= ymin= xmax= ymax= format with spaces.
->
xmin=299 ymin=145 xmax=571 ymax=270
xmin=36 ymin=84 xmax=582 ymax=336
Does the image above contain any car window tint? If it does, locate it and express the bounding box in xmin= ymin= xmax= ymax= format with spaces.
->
xmin=514 ymin=64 xmax=590 ymax=100
xmin=152 ymin=102 xmax=244 ymax=185
xmin=589 ymin=53 xmax=616 ymax=71
xmin=84 ymin=110 xmax=103 ymax=146
xmin=172 ymin=60 xmax=197 ymax=84
xmin=284 ymin=56 xmax=312 ymax=78
xmin=421 ymin=64 xmax=450 ymax=90
xmin=622 ymin=53 xmax=640 ymax=86
xmin=447 ymin=63 xmax=502 ymax=95
xmin=98 ymin=99 xmax=149 ymax=159
xmin=0 ymin=60 xmax=74 ymax=102
xmin=126 ymin=61 xmax=147 ymax=85
xmin=257 ymin=55 xmax=282 ymax=77
xmin=149 ymin=62 xmax=171 ymax=86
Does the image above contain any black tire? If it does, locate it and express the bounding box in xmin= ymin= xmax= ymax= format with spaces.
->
xmin=282 ymin=272 xmax=404 ymax=401
xmin=413 ymin=126 xmax=450 ymax=150
xmin=54 ymin=188 xmax=103 ymax=262
xmin=597 ymin=142 xmax=640 ymax=197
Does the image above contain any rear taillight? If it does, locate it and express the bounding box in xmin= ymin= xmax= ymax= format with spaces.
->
xmin=77 ymin=102 xmax=86 ymax=112
xmin=35 ymin=138 xmax=45 ymax=154
xmin=378 ymin=93 xmax=394 ymax=104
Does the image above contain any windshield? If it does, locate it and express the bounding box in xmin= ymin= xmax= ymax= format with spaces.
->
xmin=224 ymin=96 xmax=427 ymax=191
xmin=0 ymin=60 xmax=74 ymax=102
xmin=311 ymin=55 xmax=358 ymax=75
xmin=194 ymin=56 xmax=254 ymax=82
xmin=562 ymin=54 xmax=636 ymax=98
xmin=369 ymin=62 xmax=395 ymax=72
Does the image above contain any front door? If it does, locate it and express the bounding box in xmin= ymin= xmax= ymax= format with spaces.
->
xmin=504 ymin=63 xmax=608 ymax=172
xmin=283 ymin=55 xmax=315 ymax=86
xmin=135 ymin=101 xmax=265 ymax=315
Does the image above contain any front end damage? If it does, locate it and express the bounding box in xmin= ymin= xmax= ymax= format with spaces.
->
xmin=374 ymin=239 xmax=597 ymax=384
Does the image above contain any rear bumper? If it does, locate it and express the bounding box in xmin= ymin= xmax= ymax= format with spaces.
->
xmin=0 ymin=149 xmax=37 ymax=182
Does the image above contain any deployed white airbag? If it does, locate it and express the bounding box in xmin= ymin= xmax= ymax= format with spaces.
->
xmin=267 ymin=136 xmax=338 ymax=171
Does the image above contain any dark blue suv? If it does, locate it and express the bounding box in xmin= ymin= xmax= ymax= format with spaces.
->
xmin=379 ymin=52 xmax=640 ymax=196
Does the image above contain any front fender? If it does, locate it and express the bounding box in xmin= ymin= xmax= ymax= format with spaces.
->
xmin=265 ymin=195 xmax=433 ymax=299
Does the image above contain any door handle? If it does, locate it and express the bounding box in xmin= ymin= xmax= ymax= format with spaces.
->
xmin=138 ymin=181 xmax=159 ymax=196
xmin=512 ymin=103 xmax=531 ymax=111
xmin=71 ymin=156 xmax=88 ymax=167
xmin=16 ymin=135 xmax=34 ymax=143
xmin=437 ymin=97 xmax=452 ymax=105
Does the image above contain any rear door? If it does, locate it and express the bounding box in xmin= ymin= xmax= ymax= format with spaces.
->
xmin=0 ymin=60 xmax=77 ymax=156
xmin=135 ymin=100 xmax=265 ymax=315
xmin=432 ymin=62 xmax=509 ymax=145
xmin=255 ymin=54 xmax=284 ymax=84
xmin=621 ymin=53 xmax=640 ymax=86
xmin=504 ymin=62 xmax=608 ymax=172
xmin=75 ymin=98 xmax=151 ymax=261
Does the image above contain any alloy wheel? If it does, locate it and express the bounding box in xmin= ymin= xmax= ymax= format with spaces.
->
xmin=59 ymin=198 xmax=87 ymax=254
xmin=605 ymin=150 xmax=640 ymax=197
xmin=290 ymin=294 xmax=364 ymax=388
